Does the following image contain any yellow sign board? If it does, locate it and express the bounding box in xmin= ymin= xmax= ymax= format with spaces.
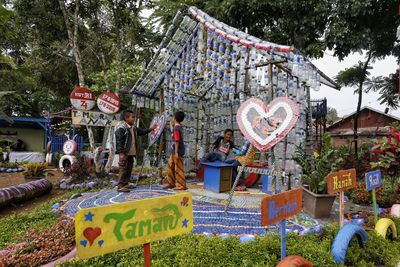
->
xmin=75 ymin=193 xmax=193 ymax=259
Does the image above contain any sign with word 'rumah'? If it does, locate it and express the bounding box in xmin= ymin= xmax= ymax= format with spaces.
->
xmin=75 ymin=193 xmax=193 ymax=259
xmin=261 ymin=188 xmax=302 ymax=226
xmin=327 ymin=169 xmax=356 ymax=194
xmin=72 ymin=109 xmax=119 ymax=127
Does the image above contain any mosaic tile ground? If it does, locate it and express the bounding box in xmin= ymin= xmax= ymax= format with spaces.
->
xmin=60 ymin=185 xmax=321 ymax=236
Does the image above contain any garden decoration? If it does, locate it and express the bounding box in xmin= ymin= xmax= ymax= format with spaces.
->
xmin=0 ymin=178 xmax=52 ymax=207
xmin=391 ymin=204 xmax=400 ymax=217
xmin=331 ymin=223 xmax=368 ymax=265
xmin=236 ymin=97 xmax=299 ymax=152
xmin=275 ymin=255 xmax=313 ymax=267
xmin=261 ymin=187 xmax=302 ymax=259
xmin=59 ymin=134 xmax=78 ymax=173
xmin=375 ymin=218 xmax=397 ymax=240
xmin=148 ymin=112 xmax=168 ymax=147
xmin=365 ymin=170 xmax=382 ymax=224
xmin=130 ymin=6 xmax=338 ymax=178
xmin=75 ymin=193 xmax=193 ymax=267
xmin=327 ymin=168 xmax=356 ymax=227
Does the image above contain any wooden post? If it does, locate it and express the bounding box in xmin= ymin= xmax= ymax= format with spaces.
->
xmin=339 ymin=191 xmax=344 ymax=227
xmin=143 ymin=243 xmax=151 ymax=267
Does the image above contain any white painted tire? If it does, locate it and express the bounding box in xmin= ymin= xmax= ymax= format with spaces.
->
xmin=59 ymin=155 xmax=77 ymax=172
xmin=45 ymin=153 xmax=53 ymax=165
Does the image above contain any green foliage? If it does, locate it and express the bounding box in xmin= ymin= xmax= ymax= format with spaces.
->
xmin=60 ymin=226 xmax=400 ymax=267
xmin=22 ymin=162 xmax=51 ymax=179
xmin=0 ymin=189 xmax=85 ymax=249
xmin=294 ymin=134 xmax=346 ymax=194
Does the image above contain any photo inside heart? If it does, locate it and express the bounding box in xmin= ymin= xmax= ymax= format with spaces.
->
xmin=237 ymin=97 xmax=299 ymax=151
xmin=83 ymin=227 xmax=102 ymax=246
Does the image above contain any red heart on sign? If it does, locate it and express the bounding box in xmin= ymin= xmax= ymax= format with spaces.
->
xmin=83 ymin=227 xmax=102 ymax=246
xmin=236 ymin=97 xmax=299 ymax=151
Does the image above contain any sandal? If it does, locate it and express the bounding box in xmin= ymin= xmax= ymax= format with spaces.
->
xmin=162 ymin=184 xmax=174 ymax=189
xmin=173 ymin=186 xmax=187 ymax=190
xmin=117 ymin=186 xmax=130 ymax=193
xmin=234 ymin=185 xmax=247 ymax=191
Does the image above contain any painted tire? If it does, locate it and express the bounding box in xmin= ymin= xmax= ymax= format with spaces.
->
xmin=276 ymin=256 xmax=313 ymax=267
xmin=59 ymin=155 xmax=76 ymax=172
xmin=375 ymin=218 xmax=397 ymax=240
xmin=331 ymin=223 xmax=368 ymax=264
xmin=45 ymin=153 xmax=53 ymax=165
xmin=63 ymin=140 xmax=78 ymax=155
xmin=390 ymin=204 xmax=400 ymax=218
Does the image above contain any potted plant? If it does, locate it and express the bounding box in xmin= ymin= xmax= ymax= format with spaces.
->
xmin=294 ymin=134 xmax=346 ymax=218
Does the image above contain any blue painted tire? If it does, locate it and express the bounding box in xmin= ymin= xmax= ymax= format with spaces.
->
xmin=331 ymin=223 xmax=368 ymax=264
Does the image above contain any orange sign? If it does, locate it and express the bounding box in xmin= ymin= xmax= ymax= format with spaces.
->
xmin=261 ymin=188 xmax=302 ymax=226
xmin=327 ymin=168 xmax=356 ymax=194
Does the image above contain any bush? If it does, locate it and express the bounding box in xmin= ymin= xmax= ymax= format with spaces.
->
xmin=348 ymin=176 xmax=400 ymax=207
xmin=22 ymin=162 xmax=51 ymax=179
xmin=0 ymin=218 xmax=75 ymax=267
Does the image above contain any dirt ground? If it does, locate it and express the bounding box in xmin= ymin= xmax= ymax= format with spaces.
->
xmin=0 ymin=169 xmax=65 ymax=218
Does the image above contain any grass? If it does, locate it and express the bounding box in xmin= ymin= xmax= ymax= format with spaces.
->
xmin=0 ymin=189 xmax=85 ymax=249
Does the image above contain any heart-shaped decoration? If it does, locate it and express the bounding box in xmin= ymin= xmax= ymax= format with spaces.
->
xmin=149 ymin=112 xmax=168 ymax=146
xmin=98 ymin=240 xmax=104 ymax=247
xmin=236 ymin=97 xmax=299 ymax=151
xmin=181 ymin=196 xmax=189 ymax=206
xmin=83 ymin=227 xmax=102 ymax=246
xmin=80 ymin=240 xmax=88 ymax=247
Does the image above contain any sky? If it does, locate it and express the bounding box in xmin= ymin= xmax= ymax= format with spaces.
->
xmin=311 ymin=52 xmax=399 ymax=118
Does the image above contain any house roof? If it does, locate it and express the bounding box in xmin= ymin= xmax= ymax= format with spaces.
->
xmin=328 ymin=106 xmax=400 ymax=129
xmin=130 ymin=6 xmax=340 ymax=98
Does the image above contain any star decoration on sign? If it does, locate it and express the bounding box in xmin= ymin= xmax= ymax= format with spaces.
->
xmin=182 ymin=218 xmax=189 ymax=228
xmin=84 ymin=212 xmax=95 ymax=222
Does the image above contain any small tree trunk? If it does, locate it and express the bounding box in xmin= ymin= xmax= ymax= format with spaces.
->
xmin=354 ymin=52 xmax=372 ymax=157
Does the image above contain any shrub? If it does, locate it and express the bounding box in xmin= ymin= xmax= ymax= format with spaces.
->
xmin=0 ymin=218 xmax=75 ymax=267
xmin=22 ymin=162 xmax=51 ymax=179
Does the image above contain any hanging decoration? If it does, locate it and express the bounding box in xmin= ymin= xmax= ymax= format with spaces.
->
xmin=70 ymin=87 xmax=96 ymax=111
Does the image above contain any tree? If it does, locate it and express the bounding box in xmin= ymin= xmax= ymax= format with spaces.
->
xmin=326 ymin=107 xmax=339 ymax=124
xmin=152 ymin=0 xmax=332 ymax=58
xmin=326 ymin=0 xmax=399 ymax=156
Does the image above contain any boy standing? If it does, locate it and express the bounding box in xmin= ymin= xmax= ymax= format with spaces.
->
xmin=163 ymin=111 xmax=186 ymax=190
xmin=115 ymin=110 xmax=155 ymax=192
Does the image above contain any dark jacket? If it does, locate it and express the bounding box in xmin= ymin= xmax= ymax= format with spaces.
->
xmin=212 ymin=136 xmax=234 ymax=155
xmin=115 ymin=121 xmax=152 ymax=155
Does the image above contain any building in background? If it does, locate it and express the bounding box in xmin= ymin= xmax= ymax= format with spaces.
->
xmin=326 ymin=106 xmax=400 ymax=147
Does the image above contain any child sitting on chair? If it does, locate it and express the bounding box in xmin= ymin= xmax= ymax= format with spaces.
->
xmin=197 ymin=129 xmax=234 ymax=172
xmin=225 ymin=138 xmax=255 ymax=191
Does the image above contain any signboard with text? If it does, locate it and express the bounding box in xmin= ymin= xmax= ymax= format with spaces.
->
xmin=70 ymin=87 xmax=96 ymax=111
xmin=97 ymin=92 xmax=120 ymax=114
xmin=72 ymin=109 xmax=119 ymax=127
xmin=261 ymin=188 xmax=302 ymax=226
xmin=327 ymin=169 xmax=356 ymax=194
xmin=75 ymin=193 xmax=193 ymax=259
xmin=365 ymin=170 xmax=382 ymax=191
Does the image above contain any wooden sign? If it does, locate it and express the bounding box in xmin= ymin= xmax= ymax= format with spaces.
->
xmin=148 ymin=112 xmax=167 ymax=146
xmin=261 ymin=188 xmax=302 ymax=226
xmin=70 ymin=87 xmax=96 ymax=111
xmin=365 ymin=170 xmax=382 ymax=191
xmin=236 ymin=97 xmax=299 ymax=151
xmin=72 ymin=109 xmax=119 ymax=127
xmin=327 ymin=169 xmax=356 ymax=194
xmin=97 ymin=92 xmax=120 ymax=114
xmin=75 ymin=193 xmax=193 ymax=259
